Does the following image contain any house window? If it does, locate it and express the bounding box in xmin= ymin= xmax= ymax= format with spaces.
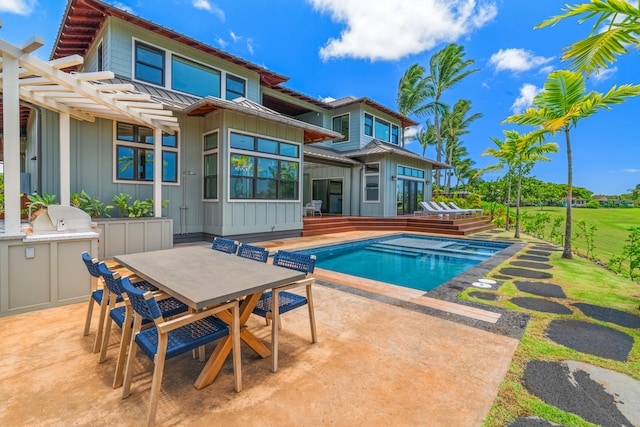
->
xmin=115 ymin=122 xmax=178 ymax=183
xmin=397 ymin=165 xmax=425 ymax=179
xmin=203 ymin=131 xmax=218 ymax=200
xmin=172 ymin=55 xmax=220 ymax=98
xmin=364 ymin=113 xmax=373 ymax=136
xmin=374 ymin=118 xmax=390 ymax=141
xmin=332 ymin=114 xmax=349 ymax=143
xmin=229 ymin=132 xmax=300 ymax=200
xmin=391 ymin=125 xmax=399 ymax=145
xmin=226 ymin=75 xmax=246 ymax=100
xmin=135 ymin=41 xmax=164 ymax=86
xmin=364 ymin=163 xmax=380 ymax=202
xmin=97 ymin=42 xmax=103 ymax=71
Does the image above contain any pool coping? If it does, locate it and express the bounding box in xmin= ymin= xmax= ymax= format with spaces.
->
xmin=292 ymin=233 xmax=530 ymax=339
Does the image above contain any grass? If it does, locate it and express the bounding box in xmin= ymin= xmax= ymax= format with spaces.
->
xmin=518 ymin=206 xmax=639 ymax=265
xmin=458 ymin=230 xmax=640 ymax=426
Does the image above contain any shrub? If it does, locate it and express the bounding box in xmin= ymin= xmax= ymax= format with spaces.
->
xmin=586 ymin=199 xmax=600 ymax=209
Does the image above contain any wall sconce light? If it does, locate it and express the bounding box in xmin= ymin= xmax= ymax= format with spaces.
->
xmin=30 ymin=156 xmax=37 ymax=161
xmin=391 ymin=175 xmax=397 ymax=181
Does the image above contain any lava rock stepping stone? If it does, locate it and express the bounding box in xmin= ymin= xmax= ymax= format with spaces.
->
xmin=507 ymin=417 xmax=562 ymax=427
xmin=518 ymin=255 xmax=551 ymax=262
xmin=523 ymin=360 xmax=640 ymax=426
xmin=510 ymin=260 xmax=554 ymax=270
xmin=527 ymin=250 xmax=552 ymax=257
xmin=514 ymin=281 xmax=566 ymax=299
xmin=492 ymin=274 xmax=512 ymax=280
xmin=487 ymin=229 xmax=504 ymax=234
xmin=511 ymin=297 xmax=572 ymax=314
xmin=499 ymin=267 xmax=553 ymax=280
xmin=468 ymin=291 xmax=500 ymax=301
xmin=530 ymin=245 xmax=562 ymax=251
xmin=573 ymin=303 xmax=640 ymax=329
xmin=546 ymin=319 xmax=633 ymax=361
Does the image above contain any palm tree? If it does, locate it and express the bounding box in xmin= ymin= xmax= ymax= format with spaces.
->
xmin=397 ymin=63 xmax=433 ymax=117
xmin=505 ymin=70 xmax=640 ymax=257
xmin=423 ymin=44 xmax=479 ymax=189
xmin=440 ymin=99 xmax=482 ymax=192
xmin=511 ymin=130 xmax=559 ymax=238
xmin=416 ymin=121 xmax=437 ymax=157
xmin=476 ymin=132 xmax=519 ymax=231
xmin=536 ymin=0 xmax=640 ymax=75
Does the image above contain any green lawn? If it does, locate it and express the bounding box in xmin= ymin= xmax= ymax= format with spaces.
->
xmin=519 ymin=206 xmax=640 ymax=266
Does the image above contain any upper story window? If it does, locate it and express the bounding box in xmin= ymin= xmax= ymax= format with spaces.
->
xmin=363 ymin=111 xmax=401 ymax=144
xmin=397 ymin=165 xmax=425 ymax=179
xmin=203 ymin=131 xmax=219 ymax=200
xmin=172 ymin=55 xmax=220 ymax=98
xmin=332 ymin=114 xmax=349 ymax=143
xmin=364 ymin=113 xmax=373 ymax=136
xmin=115 ymin=122 xmax=178 ymax=183
xmin=134 ymin=41 xmax=164 ymax=86
xmin=226 ymin=75 xmax=246 ymax=100
xmin=229 ymin=131 xmax=300 ymax=200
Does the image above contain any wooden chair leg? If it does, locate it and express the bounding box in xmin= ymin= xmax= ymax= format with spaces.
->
xmin=83 ymin=277 xmax=99 ymax=336
xmin=99 ymin=296 xmax=117 ymax=363
xmin=113 ymin=305 xmax=133 ymax=389
xmin=93 ymin=291 xmax=109 ymax=353
xmin=122 ymin=317 xmax=143 ymax=399
xmin=146 ymin=336 xmax=168 ymax=427
xmin=271 ymin=290 xmax=280 ymax=373
xmin=306 ymin=284 xmax=317 ymax=343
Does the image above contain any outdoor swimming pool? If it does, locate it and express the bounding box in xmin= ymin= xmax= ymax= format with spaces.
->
xmin=298 ymin=235 xmax=510 ymax=292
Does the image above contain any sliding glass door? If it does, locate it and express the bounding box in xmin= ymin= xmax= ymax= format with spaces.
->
xmin=312 ymin=179 xmax=343 ymax=214
xmin=396 ymin=179 xmax=424 ymax=215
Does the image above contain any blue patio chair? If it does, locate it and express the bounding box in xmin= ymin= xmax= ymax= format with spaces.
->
xmin=81 ymin=252 xmax=159 ymax=353
xmin=236 ymin=243 xmax=269 ymax=263
xmin=121 ymin=277 xmax=241 ymax=427
xmin=253 ymin=250 xmax=317 ymax=372
xmin=96 ymin=263 xmax=188 ymax=389
xmin=211 ymin=237 xmax=239 ymax=254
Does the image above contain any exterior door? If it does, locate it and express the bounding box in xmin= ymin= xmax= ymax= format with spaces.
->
xmin=312 ymin=179 xmax=343 ymax=214
xmin=396 ymin=179 xmax=423 ymax=215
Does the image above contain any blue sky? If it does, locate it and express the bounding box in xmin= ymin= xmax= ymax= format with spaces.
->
xmin=1 ymin=0 xmax=639 ymax=195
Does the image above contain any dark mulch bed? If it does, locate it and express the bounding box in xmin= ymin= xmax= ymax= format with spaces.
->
xmin=511 ymin=297 xmax=572 ymax=315
xmin=573 ymin=303 xmax=640 ymax=329
xmin=468 ymin=291 xmax=500 ymax=301
xmin=514 ymin=281 xmax=566 ymax=299
xmin=527 ymin=250 xmax=552 ymax=257
xmin=523 ymin=360 xmax=635 ymax=427
xmin=507 ymin=417 xmax=562 ymax=427
xmin=518 ymin=255 xmax=551 ymax=262
xmin=492 ymin=274 xmax=512 ymax=280
xmin=500 ymin=268 xmax=553 ymax=280
xmin=510 ymin=260 xmax=554 ymax=270
xmin=546 ymin=319 xmax=633 ymax=361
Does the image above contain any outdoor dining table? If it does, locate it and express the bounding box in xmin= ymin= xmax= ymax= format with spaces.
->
xmin=114 ymin=245 xmax=305 ymax=390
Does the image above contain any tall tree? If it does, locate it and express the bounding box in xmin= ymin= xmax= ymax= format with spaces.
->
xmin=416 ymin=121 xmax=438 ymax=157
xmin=510 ymin=130 xmax=559 ymax=238
xmin=423 ymin=44 xmax=479 ymax=189
xmin=536 ymin=0 xmax=640 ymax=75
xmin=504 ymin=70 xmax=640 ymax=257
xmin=440 ymin=99 xmax=482 ymax=192
xmin=397 ymin=63 xmax=433 ymax=117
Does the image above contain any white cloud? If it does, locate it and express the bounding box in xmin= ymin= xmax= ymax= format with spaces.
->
xmin=623 ymin=168 xmax=639 ymax=173
xmin=230 ymin=31 xmax=241 ymax=42
xmin=307 ymin=0 xmax=497 ymax=61
xmin=216 ymin=37 xmax=228 ymax=48
xmin=511 ymin=83 xmax=542 ymax=114
xmin=539 ymin=65 xmax=554 ymax=75
xmin=319 ymin=96 xmax=336 ymax=103
xmin=489 ymin=48 xmax=554 ymax=73
xmin=111 ymin=1 xmax=134 ymax=14
xmin=193 ymin=0 xmax=225 ymax=21
xmin=0 ymin=0 xmax=37 ymax=15
xmin=481 ymin=82 xmax=490 ymax=89
xmin=246 ymin=38 xmax=254 ymax=55
xmin=227 ymin=32 xmax=254 ymax=55
xmin=591 ymin=66 xmax=617 ymax=83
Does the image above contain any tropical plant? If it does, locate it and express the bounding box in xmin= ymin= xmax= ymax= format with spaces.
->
xmin=113 ymin=193 xmax=131 ymax=217
xmin=504 ymin=69 xmax=640 ymax=257
xmin=71 ymin=190 xmax=113 ymax=218
xmin=536 ymin=0 xmax=640 ymax=75
xmin=416 ymin=121 xmax=438 ymax=157
xmin=573 ymin=219 xmax=598 ymax=260
xmin=397 ymin=63 xmax=433 ymax=118
xmin=26 ymin=193 xmax=57 ymax=206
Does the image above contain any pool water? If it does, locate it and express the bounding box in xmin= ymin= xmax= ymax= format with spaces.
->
xmin=299 ymin=235 xmax=509 ymax=292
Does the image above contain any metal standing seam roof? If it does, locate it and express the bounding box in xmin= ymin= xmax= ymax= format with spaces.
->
xmin=343 ymin=139 xmax=451 ymax=169
xmin=303 ymin=144 xmax=362 ymax=165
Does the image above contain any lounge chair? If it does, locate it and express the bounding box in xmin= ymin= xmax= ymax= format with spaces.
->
xmin=436 ymin=201 xmax=475 ymax=215
xmin=423 ymin=201 xmax=468 ymax=218
xmin=448 ymin=201 xmax=483 ymax=215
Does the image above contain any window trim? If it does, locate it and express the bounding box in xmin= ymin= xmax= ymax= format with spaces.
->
xmin=227 ymin=129 xmax=302 ymax=202
xmin=202 ymin=130 xmax=220 ymax=201
xmin=96 ymin=41 xmax=103 ymax=72
xmin=363 ymin=112 xmax=373 ymax=137
xmin=112 ymin=122 xmax=180 ymax=186
xmin=363 ymin=162 xmax=381 ymax=203
xmin=362 ymin=111 xmax=402 ymax=144
xmin=331 ymin=112 xmax=350 ymax=144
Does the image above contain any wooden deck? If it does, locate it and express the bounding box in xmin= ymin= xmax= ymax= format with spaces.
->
xmin=302 ymin=214 xmax=494 ymax=237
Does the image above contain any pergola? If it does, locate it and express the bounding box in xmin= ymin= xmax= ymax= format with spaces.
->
xmin=0 ymin=21 xmax=179 ymax=234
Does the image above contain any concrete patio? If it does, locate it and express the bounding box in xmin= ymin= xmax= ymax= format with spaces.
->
xmin=0 ymin=232 xmax=521 ymax=426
